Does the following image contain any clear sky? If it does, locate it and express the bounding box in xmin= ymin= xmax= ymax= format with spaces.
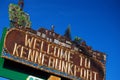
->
xmin=0 ymin=0 xmax=120 ymax=80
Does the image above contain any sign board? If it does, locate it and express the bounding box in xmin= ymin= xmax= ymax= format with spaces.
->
xmin=2 ymin=28 xmax=105 ymax=80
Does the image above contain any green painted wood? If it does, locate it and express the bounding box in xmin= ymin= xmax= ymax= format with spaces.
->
xmin=0 ymin=68 xmax=28 ymax=80
xmin=0 ymin=27 xmax=28 ymax=80
xmin=0 ymin=27 xmax=7 ymax=68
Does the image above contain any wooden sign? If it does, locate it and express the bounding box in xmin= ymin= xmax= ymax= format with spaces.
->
xmin=2 ymin=28 xmax=105 ymax=80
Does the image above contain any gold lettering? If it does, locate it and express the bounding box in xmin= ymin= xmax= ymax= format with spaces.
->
xmin=68 ymin=51 xmax=73 ymax=63
xmin=79 ymin=55 xmax=83 ymax=66
xmin=60 ymin=48 xmax=68 ymax=61
xmin=48 ymin=56 xmax=55 ymax=68
xmin=41 ymin=54 xmax=45 ymax=65
xmin=55 ymin=58 xmax=61 ymax=71
xmin=43 ymin=54 xmax=49 ymax=66
xmin=93 ymin=71 xmax=98 ymax=80
xmin=20 ymin=46 xmax=28 ymax=59
xmin=40 ymin=41 xmax=46 ymax=53
xmin=27 ymin=49 xmax=39 ymax=63
xmin=53 ymin=46 xmax=60 ymax=58
xmin=74 ymin=65 xmax=80 ymax=77
xmin=67 ymin=51 xmax=70 ymax=62
xmin=85 ymin=58 xmax=91 ymax=68
xmin=13 ymin=43 xmax=21 ymax=57
xmin=61 ymin=61 xmax=68 ymax=73
xmin=34 ymin=51 xmax=39 ymax=63
xmin=80 ymin=68 xmax=86 ymax=79
xmin=33 ymin=38 xmax=41 ymax=51
xmin=28 ymin=49 xmax=36 ymax=62
xmin=49 ymin=45 xmax=54 ymax=55
xmin=38 ymin=52 xmax=42 ymax=65
xmin=25 ymin=34 xmax=34 ymax=48
xmin=38 ymin=53 xmax=46 ymax=65
xmin=47 ymin=44 xmax=50 ymax=54
xmin=87 ymin=70 xmax=92 ymax=80
xmin=74 ymin=65 xmax=77 ymax=76
xmin=68 ymin=63 xmax=73 ymax=75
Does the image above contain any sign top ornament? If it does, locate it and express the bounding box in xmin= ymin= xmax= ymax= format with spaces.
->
xmin=9 ymin=2 xmax=31 ymax=28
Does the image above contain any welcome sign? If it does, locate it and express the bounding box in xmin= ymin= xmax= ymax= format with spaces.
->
xmin=2 ymin=28 xmax=105 ymax=80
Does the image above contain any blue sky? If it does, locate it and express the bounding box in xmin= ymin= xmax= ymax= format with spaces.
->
xmin=0 ymin=0 xmax=120 ymax=80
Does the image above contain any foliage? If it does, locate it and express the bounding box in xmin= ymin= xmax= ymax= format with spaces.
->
xmin=9 ymin=4 xmax=31 ymax=28
xmin=73 ymin=36 xmax=83 ymax=44
xmin=64 ymin=25 xmax=71 ymax=40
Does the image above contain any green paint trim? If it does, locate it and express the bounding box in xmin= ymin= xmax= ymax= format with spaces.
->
xmin=0 ymin=68 xmax=28 ymax=80
xmin=0 ymin=27 xmax=28 ymax=80
xmin=0 ymin=27 xmax=7 ymax=68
